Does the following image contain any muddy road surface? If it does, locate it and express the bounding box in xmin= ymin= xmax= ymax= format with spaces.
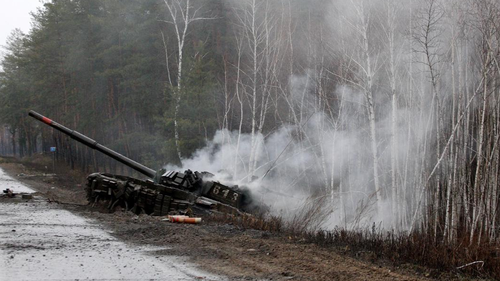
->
xmin=0 ymin=167 xmax=220 ymax=281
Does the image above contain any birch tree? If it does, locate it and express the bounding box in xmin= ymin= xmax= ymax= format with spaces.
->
xmin=337 ymin=0 xmax=383 ymax=209
xmin=381 ymin=0 xmax=404 ymax=229
xmin=412 ymin=0 xmax=445 ymax=236
xmin=161 ymin=0 xmax=214 ymax=162
xmin=232 ymin=0 xmax=282 ymax=179
xmin=469 ymin=0 xmax=498 ymax=244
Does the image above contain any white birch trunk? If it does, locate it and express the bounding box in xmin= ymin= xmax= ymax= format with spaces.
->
xmin=162 ymin=0 xmax=212 ymax=163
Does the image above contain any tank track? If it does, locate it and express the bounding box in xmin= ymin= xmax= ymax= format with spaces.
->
xmin=85 ymin=172 xmax=245 ymax=215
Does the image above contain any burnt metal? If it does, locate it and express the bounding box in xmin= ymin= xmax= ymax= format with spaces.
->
xmin=29 ymin=110 xmax=259 ymax=215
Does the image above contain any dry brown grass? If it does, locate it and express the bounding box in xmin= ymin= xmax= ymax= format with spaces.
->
xmin=210 ymin=212 xmax=283 ymax=232
xmin=303 ymin=227 xmax=500 ymax=279
xmin=285 ymin=195 xmax=332 ymax=235
xmin=212 ymin=200 xmax=500 ymax=280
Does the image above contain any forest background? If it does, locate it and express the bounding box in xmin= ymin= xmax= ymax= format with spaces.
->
xmin=1 ymin=0 xmax=500 ymax=254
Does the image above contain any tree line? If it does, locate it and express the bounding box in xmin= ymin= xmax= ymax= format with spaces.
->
xmin=1 ymin=0 xmax=500 ymax=248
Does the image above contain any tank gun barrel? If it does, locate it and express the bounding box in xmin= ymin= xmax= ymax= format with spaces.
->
xmin=28 ymin=110 xmax=157 ymax=178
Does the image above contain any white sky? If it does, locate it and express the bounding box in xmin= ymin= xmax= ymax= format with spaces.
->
xmin=0 ymin=0 xmax=43 ymax=54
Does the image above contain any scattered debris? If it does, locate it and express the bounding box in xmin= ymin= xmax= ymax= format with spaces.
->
xmin=3 ymin=188 xmax=14 ymax=198
xmin=163 ymin=215 xmax=202 ymax=224
xmin=456 ymin=261 xmax=484 ymax=270
xmin=1 ymin=189 xmax=33 ymax=200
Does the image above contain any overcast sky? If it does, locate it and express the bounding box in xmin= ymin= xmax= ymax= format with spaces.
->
xmin=0 ymin=0 xmax=43 ymax=55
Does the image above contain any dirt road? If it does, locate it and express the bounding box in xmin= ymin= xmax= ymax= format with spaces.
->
xmin=0 ymin=168 xmax=220 ymax=281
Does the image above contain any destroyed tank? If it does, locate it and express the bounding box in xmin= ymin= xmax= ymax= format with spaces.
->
xmin=28 ymin=110 xmax=258 ymax=216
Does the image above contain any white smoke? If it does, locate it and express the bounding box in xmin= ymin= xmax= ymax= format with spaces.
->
xmin=166 ymin=69 xmax=425 ymax=231
xmin=169 ymin=0 xmax=456 ymax=232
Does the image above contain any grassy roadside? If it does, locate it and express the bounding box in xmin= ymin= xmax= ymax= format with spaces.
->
xmin=212 ymin=204 xmax=497 ymax=281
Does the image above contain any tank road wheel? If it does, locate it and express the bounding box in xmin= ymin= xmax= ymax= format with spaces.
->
xmin=109 ymin=198 xmax=128 ymax=213
xmin=92 ymin=194 xmax=100 ymax=208
xmin=110 ymin=199 xmax=119 ymax=212
xmin=84 ymin=183 xmax=95 ymax=204
xmin=130 ymin=205 xmax=145 ymax=215
xmin=107 ymin=198 xmax=114 ymax=210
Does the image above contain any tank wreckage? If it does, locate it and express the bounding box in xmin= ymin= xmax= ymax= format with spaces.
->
xmin=29 ymin=110 xmax=261 ymax=216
